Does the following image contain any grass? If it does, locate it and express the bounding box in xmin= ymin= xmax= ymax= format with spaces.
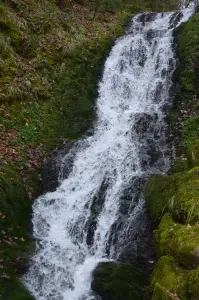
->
xmin=0 ymin=162 xmax=34 ymax=299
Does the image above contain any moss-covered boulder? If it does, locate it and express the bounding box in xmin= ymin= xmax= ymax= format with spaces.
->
xmin=150 ymin=256 xmax=185 ymax=299
xmin=150 ymin=258 xmax=199 ymax=300
xmin=145 ymin=174 xmax=174 ymax=224
xmin=144 ymin=172 xmax=188 ymax=224
xmin=178 ymin=267 xmax=199 ymax=300
xmin=145 ymin=168 xmax=199 ymax=225
xmin=152 ymin=283 xmax=179 ymax=300
xmin=187 ymin=140 xmax=199 ymax=169
xmin=91 ymin=262 xmax=148 ymax=300
xmin=154 ymin=214 xmax=199 ymax=269
xmin=173 ymin=179 xmax=199 ymax=224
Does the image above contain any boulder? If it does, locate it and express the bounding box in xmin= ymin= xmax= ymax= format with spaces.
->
xmin=91 ymin=262 xmax=148 ymax=300
xmin=150 ymin=256 xmax=185 ymax=299
xmin=154 ymin=214 xmax=199 ymax=269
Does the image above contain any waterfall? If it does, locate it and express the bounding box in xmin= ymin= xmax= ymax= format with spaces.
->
xmin=180 ymin=0 xmax=195 ymax=8
xmin=23 ymin=8 xmax=194 ymax=300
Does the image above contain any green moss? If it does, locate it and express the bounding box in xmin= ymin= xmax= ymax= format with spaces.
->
xmin=154 ymin=214 xmax=199 ymax=269
xmin=145 ymin=167 xmax=199 ymax=225
xmin=144 ymin=172 xmax=188 ymax=224
xmin=0 ymin=163 xmax=34 ymax=298
xmin=173 ymin=179 xmax=199 ymax=224
xmin=151 ymin=259 xmax=199 ymax=300
xmin=177 ymin=11 xmax=199 ymax=94
xmin=176 ymin=11 xmax=199 ymax=148
xmin=178 ymin=267 xmax=199 ymax=300
xmin=91 ymin=262 xmax=148 ymax=300
xmin=150 ymin=256 xmax=184 ymax=295
xmin=152 ymin=283 xmax=178 ymax=300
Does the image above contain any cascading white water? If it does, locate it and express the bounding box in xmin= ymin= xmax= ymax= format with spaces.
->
xmin=23 ymin=8 xmax=194 ymax=300
xmin=180 ymin=0 xmax=196 ymax=9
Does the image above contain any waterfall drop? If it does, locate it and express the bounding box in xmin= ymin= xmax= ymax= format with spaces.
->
xmin=23 ymin=7 xmax=194 ymax=300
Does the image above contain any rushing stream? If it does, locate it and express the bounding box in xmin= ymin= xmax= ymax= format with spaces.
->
xmin=24 ymin=7 xmax=194 ymax=300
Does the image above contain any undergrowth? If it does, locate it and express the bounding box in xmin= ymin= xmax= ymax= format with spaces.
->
xmin=176 ymin=11 xmax=199 ymax=147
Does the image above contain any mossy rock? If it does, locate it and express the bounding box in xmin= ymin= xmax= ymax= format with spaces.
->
xmin=144 ymin=172 xmax=188 ymax=224
xmin=178 ymin=267 xmax=199 ymax=300
xmin=145 ymin=168 xmax=199 ymax=225
xmin=152 ymin=283 xmax=178 ymax=300
xmin=154 ymin=214 xmax=199 ymax=269
xmin=91 ymin=262 xmax=148 ymax=300
xmin=150 ymin=256 xmax=185 ymax=300
xmin=150 ymin=256 xmax=184 ymax=293
xmin=173 ymin=179 xmax=199 ymax=224
xmin=187 ymin=140 xmax=199 ymax=169
xmin=151 ymin=259 xmax=199 ymax=300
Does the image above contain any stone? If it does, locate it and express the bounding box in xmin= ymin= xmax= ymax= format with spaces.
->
xmin=91 ymin=262 xmax=148 ymax=300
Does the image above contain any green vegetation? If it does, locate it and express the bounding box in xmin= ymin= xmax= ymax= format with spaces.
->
xmin=151 ymin=256 xmax=185 ymax=297
xmin=178 ymin=267 xmax=199 ymax=300
xmin=0 ymin=163 xmax=34 ymax=299
xmin=175 ymin=10 xmax=199 ymax=148
xmin=145 ymin=141 xmax=199 ymax=298
xmin=154 ymin=214 xmax=199 ymax=269
xmin=169 ymin=159 xmax=188 ymax=173
xmin=145 ymin=10 xmax=199 ymax=299
xmin=91 ymin=262 xmax=148 ymax=300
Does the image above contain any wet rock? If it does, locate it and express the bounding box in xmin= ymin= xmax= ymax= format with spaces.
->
xmin=41 ymin=141 xmax=76 ymax=193
xmin=85 ymin=179 xmax=109 ymax=246
xmin=146 ymin=29 xmax=155 ymax=44
xmin=138 ymin=13 xmax=157 ymax=24
xmin=133 ymin=113 xmax=159 ymax=137
xmin=169 ymin=11 xmax=183 ymax=29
